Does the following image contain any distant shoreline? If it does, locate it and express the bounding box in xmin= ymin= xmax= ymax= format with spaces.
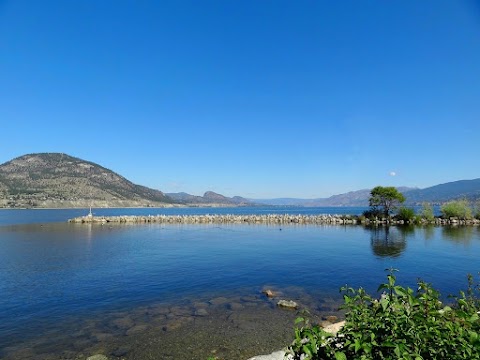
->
xmin=0 ymin=203 xmax=260 ymax=210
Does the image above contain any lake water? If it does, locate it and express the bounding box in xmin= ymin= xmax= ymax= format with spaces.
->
xmin=0 ymin=207 xmax=478 ymax=359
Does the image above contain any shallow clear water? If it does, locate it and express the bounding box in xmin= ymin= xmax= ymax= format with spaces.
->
xmin=0 ymin=208 xmax=478 ymax=359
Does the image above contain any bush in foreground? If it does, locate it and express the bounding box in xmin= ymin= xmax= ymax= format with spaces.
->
xmin=288 ymin=270 xmax=480 ymax=360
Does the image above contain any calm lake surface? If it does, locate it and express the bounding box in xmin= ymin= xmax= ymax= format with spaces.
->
xmin=0 ymin=207 xmax=478 ymax=359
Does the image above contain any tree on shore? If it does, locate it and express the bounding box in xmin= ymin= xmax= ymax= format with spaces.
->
xmin=369 ymin=186 xmax=406 ymax=219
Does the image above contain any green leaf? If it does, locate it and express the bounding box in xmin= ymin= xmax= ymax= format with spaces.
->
xmin=295 ymin=317 xmax=305 ymax=324
xmin=394 ymin=285 xmax=407 ymax=297
xmin=354 ymin=339 xmax=361 ymax=352
xmin=469 ymin=313 xmax=479 ymax=322
xmin=302 ymin=345 xmax=312 ymax=358
xmin=394 ymin=345 xmax=401 ymax=358
xmin=378 ymin=284 xmax=388 ymax=292
xmin=380 ymin=297 xmax=389 ymax=311
xmin=469 ymin=331 xmax=478 ymax=343
xmin=334 ymin=352 xmax=347 ymax=360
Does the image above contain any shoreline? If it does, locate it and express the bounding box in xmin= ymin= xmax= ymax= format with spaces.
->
xmin=247 ymin=320 xmax=346 ymax=360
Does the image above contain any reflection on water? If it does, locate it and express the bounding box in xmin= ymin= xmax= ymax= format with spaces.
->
xmin=421 ymin=225 xmax=436 ymax=241
xmin=369 ymin=226 xmax=413 ymax=258
xmin=442 ymin=226 xmax=478 ymax=244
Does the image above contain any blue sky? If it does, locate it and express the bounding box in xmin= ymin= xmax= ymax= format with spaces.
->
xmin=1 ymin=1 xmax=479 ymax=198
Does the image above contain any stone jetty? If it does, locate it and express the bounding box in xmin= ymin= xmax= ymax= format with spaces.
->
xmin=68 ymin=213 xmax=480 ymax=226
xmin=68 ymin=213 xmax=358 ymax=225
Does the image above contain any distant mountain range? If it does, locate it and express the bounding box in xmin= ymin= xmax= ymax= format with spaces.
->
xmin=252 ymin=181 xmax=480 ymax=207
xmin=253 ymin=187 xmax=414 ymax=207
xmin=166 ymin=191 xmax=254 ymax=206
xmin=0 ymin=153 xmax=479 ymax=208
xmin=401 ymin=179 xmax=480 ymax=204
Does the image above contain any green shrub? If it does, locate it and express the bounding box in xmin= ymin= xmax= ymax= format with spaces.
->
xmin=362 ymin=209 xmax=382 ymax=220
xmin=441 ymin=199 xmax=473 ymax=219
xmin=287 ymin=270 xmax=480 ymax=360
xmin=396 ymin=207 xmax=416 ymax=222
xmin=413 ymin=215 xmax=423 ymax=225
xmin=421 ymin=202 xmax=435 ymax=222
xmin=474 ymin=200 xmax=480 ymax=220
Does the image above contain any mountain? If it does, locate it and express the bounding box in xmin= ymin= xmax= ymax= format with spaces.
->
xmin=2 ymin=153 xmax=478 ymax=209
xmin=0 ymin=153 xmax=173 ymax=208
xmin=250 ymin=198 xmax=312 ymax=206
xmin=403 ymin=179 xmax=480 ymax=204
xmin=167 ymin=191 xmax=255 ymax=206
xmin=253 ymin=181 xmax=480 ymax=207
xmin=316 ymin=187 xmax=416 ymax=207
xmin=254 ymin=188 xmax=416 ymax=207
xmin=307 ymin=189 xmax=376 ymax=207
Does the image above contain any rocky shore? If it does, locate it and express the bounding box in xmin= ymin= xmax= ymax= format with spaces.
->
xmin=68 ymin=213 xmax=480 ymax=226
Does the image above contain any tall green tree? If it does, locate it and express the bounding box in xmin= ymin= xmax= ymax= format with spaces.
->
xmin=369 ymin=186 xmax=406 ymax=219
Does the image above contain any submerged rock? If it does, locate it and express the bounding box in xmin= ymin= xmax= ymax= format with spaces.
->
xmin=277 ymin=300 xmax=298 ymax=309
xmin=194 ymin=308 xmax=209 ymax=317
xmin=209 ymin=296 xmax=229 ymax=305
xmin=111 ymin=316 xmax=135 ymax=329
xmin=263 ymin=289 xmax=275 ymax=298
xmin=111 ymin=346 xmax=130 ymax=357
xmin=228 ymin=302 xmax=245 ymax=311
xmin=125 ymin=324 xmax=149 ymax=336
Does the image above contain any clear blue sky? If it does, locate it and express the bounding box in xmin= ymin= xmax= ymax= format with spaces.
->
xmin=1 ymin=1 xmax=479 ymax=198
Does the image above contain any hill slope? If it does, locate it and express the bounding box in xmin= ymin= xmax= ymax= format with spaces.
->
xmin=404 ymin=179 xmax=480 ymax=204
xmin=166 ymin=191 xmax=255 ymax=206
xmin=253 ymin=180 xmax=480 ymax=207
xmin=254 ymin=187 xmax=415 ymax=207
xmin=0 ymin=153 xmax=172 ymax=208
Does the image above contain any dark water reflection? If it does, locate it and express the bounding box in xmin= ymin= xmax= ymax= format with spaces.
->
xmin=0 ymin=219 xmax=478 ymax=359
xmin=369 ymin=226 xmax=412 ymax=258
xmin=442 ymin=225 xmax=479 ymax=244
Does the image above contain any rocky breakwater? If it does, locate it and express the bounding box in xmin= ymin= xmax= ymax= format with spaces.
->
xmin=68 ymin=214 xmax=480 ymax=226
xmin=68 ymin=214 xmax=358 ymax=225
